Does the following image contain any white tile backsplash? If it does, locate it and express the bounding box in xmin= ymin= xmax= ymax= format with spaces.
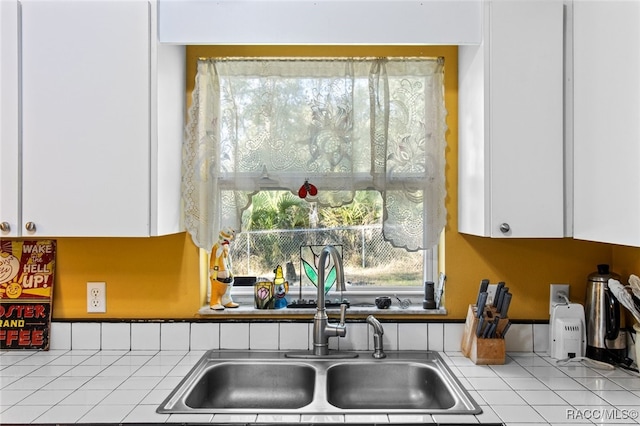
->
xmin=101 ymin=323 xmax=131 ymax=350
xmin=505 ymin=324 xmax=533 ymax=352
xmin=49 ymin=322 xmax=71 ymax=350
xmin=189 ymin=322 xmax=219 ymax=350
xmin=160 ymin=323 xmax=190 ymax=351
xmin=380 ymin=322 xmax=399 ymax=351
xmin=49 ymin=320 xmax=551 ymax=354
xmin=130 ymin=323 xmax=160 ymax=351
xmin=443 ymin=323 xmax=465 ymax=352
xmin=219 ymin=323 xmax=249 ymax=349
xmin=398 ymin=323 xmax=428 ymax=350
xmin=533 ymin=323 xmax=549 ymax=353
xmin=278 ymin=323 xmax=309 ymax=350
xmin=428 ymin=323 xmax=444 ymax=351
xmin=339 ymin=322 xmax=368 ymax=351
xmin=71 ymin=323 xmax=100 ymax=350
xmin=249 ymin=323 xmax=279 ymax=350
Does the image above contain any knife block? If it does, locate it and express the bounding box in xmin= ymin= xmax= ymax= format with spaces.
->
xmin=461 ymin=304 xmax=507 ymax=365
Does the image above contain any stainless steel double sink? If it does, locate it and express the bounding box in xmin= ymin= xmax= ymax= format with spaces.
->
xmin=157 ymin=350 xmax=481 ymax=415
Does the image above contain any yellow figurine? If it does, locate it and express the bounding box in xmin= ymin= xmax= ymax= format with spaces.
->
xmin=209 ymin=228 xmax=239 ymax=310
xmin=273 ymin=265 xmax=289 ymax=309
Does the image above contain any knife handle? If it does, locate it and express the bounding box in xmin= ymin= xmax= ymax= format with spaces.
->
xmin=479 ymin=279 xmax=490 ymax=294
xmin=493 ymin=282 xmax=505 ymax=307
xmin=476 ymin=291 xmax=488 ymax=318
xmin=496 ymin=286 xmax=509 ymax=312
xmin=500 ymin=292 xmax=512 ymax=317
xmin=501 ymin=321 xmax=512 ymax=338
xmin=476 ymin=316 xmax=485 ymax=337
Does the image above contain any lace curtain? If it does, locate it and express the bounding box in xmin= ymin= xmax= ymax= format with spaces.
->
xmin=183 ymin=57 xmax=447 ymax=252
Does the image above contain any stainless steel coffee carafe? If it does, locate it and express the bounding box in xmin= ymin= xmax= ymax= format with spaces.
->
xmin=585 ymin=264 xmax=626 ymax=363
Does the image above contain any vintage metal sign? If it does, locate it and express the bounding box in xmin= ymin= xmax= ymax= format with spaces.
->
xmin=0 ymin=239 xmax=56 ymax=350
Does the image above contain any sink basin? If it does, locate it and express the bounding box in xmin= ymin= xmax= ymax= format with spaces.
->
xmin=157 ymin=350 xmax=481 ymax=415
xmin=185 ymin=362 xmax=315 ymax=409
xmin=326 ymin=362 xmax=455 ymax=410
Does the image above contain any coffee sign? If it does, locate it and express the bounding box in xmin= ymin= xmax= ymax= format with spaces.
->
xmin=0 ymin=239 xmax=56 ymax=350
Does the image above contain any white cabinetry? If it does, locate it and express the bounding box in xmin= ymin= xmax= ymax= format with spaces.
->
xmin=158 ymin=0 xmax=482 ymax=45
xmin=0 ymin=0 xmax=20 ymax=236
xmin=0 ymin=0 xmax=183 ymax=237
xmin=573 ymin=1 xmax=640 ymax=246
xmin=20 ymin=0 xmax=150 ymax=237
xmin=458 ymin=0 xmax=565 ymax=238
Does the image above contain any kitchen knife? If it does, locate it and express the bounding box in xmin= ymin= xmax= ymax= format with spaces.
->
xmin=476 ymin=279 xmax=489 ymax=306
xmin=501 ymin=321 xmax=512 ymax=338
xmin=496 ymin=286 xmax=509 ymax=312
xmin=495 ymin=286 xmax=506 ymax=311
xmin=499 ymin=292 xmax=512 ymax=318
xmin=476 ymin=316 xmax=485 ymax=337
xmin=493 ymin=282 xmax=505 ymax=307
xmin=480 ymin=279 xmax=490 ymax=294
xmin=493 ymin=317 xmax=501 ymax=338
xmin=484 ymin=321 xmax=496 ymax=338
xmin=476 ymin=291 xmax=488 ymax=318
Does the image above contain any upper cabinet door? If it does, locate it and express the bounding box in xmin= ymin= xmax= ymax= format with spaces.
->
xmin=458 ymin=0 xmax=565 ymax=238
xmin=20 ymin=0 xmax=151 ymax=237
xmin=0 ymin=0 xmax=20 ymax=237
xmin=573 ymin=1 xmax=640 ymax=246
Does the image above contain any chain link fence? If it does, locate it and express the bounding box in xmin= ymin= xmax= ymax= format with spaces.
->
xmin=230 ymin=225 xmax=424 ymax=286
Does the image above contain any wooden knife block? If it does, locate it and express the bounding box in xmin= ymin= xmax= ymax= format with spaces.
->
xmin=461 ymin=304 xmax=507 ymax=365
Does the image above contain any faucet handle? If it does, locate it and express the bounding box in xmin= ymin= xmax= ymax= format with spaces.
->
xmin=339 ymin=303 xmax=348 ymax=325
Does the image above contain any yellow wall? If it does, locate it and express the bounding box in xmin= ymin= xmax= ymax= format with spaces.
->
xmin=613 ymin=245 xmax=640 ymax=279
xmin=47 ymin=45 xmax=624 ymax=320
xmin=52 ymin=233 xmax=200 ymax=319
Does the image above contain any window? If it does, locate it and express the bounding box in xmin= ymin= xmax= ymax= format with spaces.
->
xmin=231 ymin=190 xmax=438 ymax=302
xmin=182 ymin=57 xmax=447 ymax=309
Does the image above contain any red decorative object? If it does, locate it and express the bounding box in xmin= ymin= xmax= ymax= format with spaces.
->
xmin=298 ymin=180 xmax=318 ymax=199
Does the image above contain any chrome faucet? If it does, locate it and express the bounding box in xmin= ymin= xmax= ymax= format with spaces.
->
xmin=366 ymin=315 xmax=386 ymax=359
xmin=312 ymin=245 xmax=348 ymax=356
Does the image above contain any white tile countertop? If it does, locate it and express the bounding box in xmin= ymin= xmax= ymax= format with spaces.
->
xmin=1 ymin=349 xmax=640 ymax=425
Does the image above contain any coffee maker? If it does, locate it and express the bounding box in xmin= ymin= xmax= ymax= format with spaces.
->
xmin=584 ymin=264 xmax=626 ymax=363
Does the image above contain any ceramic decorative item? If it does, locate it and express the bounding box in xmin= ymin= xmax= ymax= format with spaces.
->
xmin=209 ymin=228 xmax=239 ymax=310
xmin=254 ymin=280 xmax=274 ymax=310
xmin=273 ymin=265 xmax=289 ymax=309
xmin=253 ymin=266 xmax=289 ymax=310
xmin=298 ymin=179 xmax=318 ymax=199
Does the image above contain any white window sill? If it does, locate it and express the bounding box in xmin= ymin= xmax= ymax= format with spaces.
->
xmin=197 ymin=296 xmax=446 ymax=318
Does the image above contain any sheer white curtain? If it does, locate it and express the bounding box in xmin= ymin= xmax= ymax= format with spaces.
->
xmin=183 ymin=57 xmax=447 ymax=252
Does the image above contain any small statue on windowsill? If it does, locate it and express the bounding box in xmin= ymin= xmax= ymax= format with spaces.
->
xmin=209 ymin=228 xmax=239 ymax=310
xmin=273 ymin=265 xmax=289 ymax=309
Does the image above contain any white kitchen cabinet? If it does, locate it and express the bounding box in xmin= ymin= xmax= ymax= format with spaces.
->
xmin=0 ymin=0 xmax=184 ymax=237
xmin=0 ymin=0 xmax=20 ymax=236
xmin=458 ymin=0 xmax=565 ymax=238
xmin=158 ymin=0 xmax=482 ymax=45
xmin=573 ymin=1 xmax=640 ymax=247
xmin=20 ymin=0 xmax=150 ymax=237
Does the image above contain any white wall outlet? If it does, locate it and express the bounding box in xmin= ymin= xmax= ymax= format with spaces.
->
xmin=87 ymin=281 xmax=106 ymax=313
xmin=549 ymin=283 xmax=570 ymax=314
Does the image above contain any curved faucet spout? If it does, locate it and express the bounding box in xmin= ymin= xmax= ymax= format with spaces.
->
xmin=316 ymin=245 xmax=345 ymax=314
xmin=366 ymin=315 xmax=384 ymax=334
xmin=367 ymin=315 xmax=386 ymax=359
xmin=313 ymin=245 xmax=348 ymax=356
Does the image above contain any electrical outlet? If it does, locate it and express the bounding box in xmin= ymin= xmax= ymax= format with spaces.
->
xmin=87 ymin=282 xmax=106 ymax=313
xmin=549 ymin=283 xmax=570 ymax=314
